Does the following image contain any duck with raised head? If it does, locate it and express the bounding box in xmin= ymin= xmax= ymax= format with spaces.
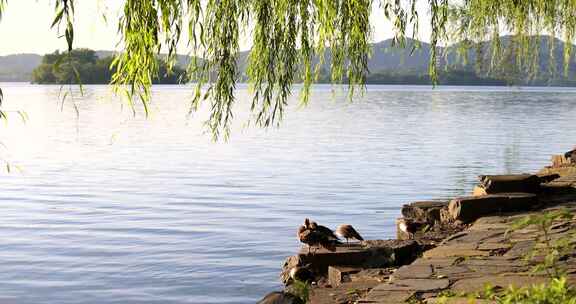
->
xmin=336 ymin=224 xmax=364 ymax=244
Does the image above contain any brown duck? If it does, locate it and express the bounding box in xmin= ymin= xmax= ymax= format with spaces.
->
xmin=298 ymin=218 xmax=339 ymax=253
xmin=297 ymin=225 xmax=336 ymax=253
xmin=308 ymin=219 xmax=339 ymax=241
xmin=336 ymin=224 xmax=364 ymax=244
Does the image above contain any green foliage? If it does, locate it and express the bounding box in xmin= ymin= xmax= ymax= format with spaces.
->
xmin=483 ymin=277 xmax=576 ymax=304
xmin=0 ymin=0 xmax=6 ymax=21
xmin=287 ymin=280 xmax=310 ymax=303
xmin=31 ymin=49 xmax=187 ymax=85
xmin=507 ymin=208 xmax=575 ymax=279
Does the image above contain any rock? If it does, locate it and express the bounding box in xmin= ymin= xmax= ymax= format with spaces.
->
xmin=478 ymin=174 xmax=541 ymax=194
xmin=390 ymin=264 xmax=433 ymax=280
xmin=538 ymin=173 xmax=561 ymax=183
xmin=363 ymin=240 xmax=421 ymax=266
xmin=310 ymin=281 xmax=378 ymax=304
xmin=371 ymin=278 xmax=450 ymax=292
xmin=401 ymin=200 xmax=449 ymax=223
xmin=412 ymin=257 xmax=460 ymax=267
xmin=433 ymin=265 xmax=472 ymax=279
xmin=328 ymin=266 xmax=360 ymax=287
xmin=423 ymin=245 xmax=489 ymax=259
xmin=477 ymin=242 xmax=511 ymax=251
xmin=281 ymin=241 xmax=421 ymax=283
xmin=504 ymin=240 xmax=535 ymax=259
xmin=297 ymin=243 xmax=393 ymax=272
xmin=359 ymin=290 xmax=414 ymax=304
xmin=538 ymin=166 xmax=576 ymax=178
xmin=448 ymin=193 xmax=538 ymax=223
xmin=281 ymin=255 xmax=304 ymax=285
xmin=257 ymin=291 xmax=304 ymax=304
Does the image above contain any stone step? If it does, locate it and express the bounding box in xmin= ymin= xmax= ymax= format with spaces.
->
xmin=447 ymin=193 xmax=538 ymax=223
xmin=401 ymin=200 xmax=449 ymax=223
xmin=281 ymin=241 xmax=421 ymax=285
xmin=476 ymin=174 xmax=541 ymax=194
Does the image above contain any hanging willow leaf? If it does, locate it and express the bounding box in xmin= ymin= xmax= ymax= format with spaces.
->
xmin=0 ymin=0 xmax=6 ymax=20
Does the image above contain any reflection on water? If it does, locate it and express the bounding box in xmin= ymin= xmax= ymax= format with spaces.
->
xmin=0 ymin=83 xmax=575 ymax=303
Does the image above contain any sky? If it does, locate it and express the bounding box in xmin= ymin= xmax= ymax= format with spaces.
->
xmin=0 ymin=0 xmax=432 ymax=56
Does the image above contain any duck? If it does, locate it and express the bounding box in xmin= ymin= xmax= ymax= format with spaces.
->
xmin=256 ymin=291 xmax=304 ymax=304
xmin=565 ymin=147 xmax=576 ymax=162
xmin=335 ymin=224 xmax=364 ymax=244
xmin=398 ymin=218 xmax=425 ymax=239
xmin=297 ymin=225 xmax=336 ymax=253
xmin=308 ymin=220 xmax=339 ymax=241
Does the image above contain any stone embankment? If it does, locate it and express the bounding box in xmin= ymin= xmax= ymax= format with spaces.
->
xmin=265 ymin=148 xmax=576 ymax=304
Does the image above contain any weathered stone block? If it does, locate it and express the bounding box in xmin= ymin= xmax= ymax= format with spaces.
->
xmin=296 ymin=244 xmax=393 ymax=274
xmin=423 ymin=245 xmax=489 ymax=259
xmin=363 ymin=240 xmax=421 ymax=266
xmin=401 ymin=200 xmax=449 ymax=223
xmin=328 ymin=266 xmax=360 ymax=287
xmin=282 ymin=240 xmax=422 ymax=282
xmin=448 ymin=193 xmax=538 ymax=223
xmin=478 ymin=174 xmax=541 ymax=194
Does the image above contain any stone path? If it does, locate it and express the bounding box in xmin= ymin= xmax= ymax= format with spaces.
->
xmin=357 ymin=199 xmax=576 ymax=303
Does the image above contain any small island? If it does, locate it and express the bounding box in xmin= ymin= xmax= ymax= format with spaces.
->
xmin=31 ymin=49 xmax=187 ymax=85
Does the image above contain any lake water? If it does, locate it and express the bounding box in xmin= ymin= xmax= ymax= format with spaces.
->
xmin=0 ymin=83 xmax=575 ymax=303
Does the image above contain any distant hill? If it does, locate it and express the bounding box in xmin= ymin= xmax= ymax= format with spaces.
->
xmin=3 ymin=36 xmax=576 ymax=85
xmin=0 ymin=54 xmax=42 ymax=81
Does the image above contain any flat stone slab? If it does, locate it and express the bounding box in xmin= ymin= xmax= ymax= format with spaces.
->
xmin=412 ymin=257 xmax=460 ymax=267
xmin=504 ymin=240 xmax=535 ymax=258
xmin=391 ymin=264 xmax=433 ymax=280
xmin=358 ymin=291 xmax=414 ymax=304
xmin=310 ymin=280 xmax=379 ymax=304
xmin=433 ymin=265 xmax=473 ymax=279
xmin=477 ymin=242 xmax=511 ymax=251
xmin=424 ymin=246 xmax=489 ymax=259
xmin=458 ymin=257 xmax=526 ymax=267
xmin=451 ymin=275 xmax=548 ymax=294
xmin=372 ymin=278 xmax=450 ymax=292
xmin=442 ymin=230 xmax=505 ymax=245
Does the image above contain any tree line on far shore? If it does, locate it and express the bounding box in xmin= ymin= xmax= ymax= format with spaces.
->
xmin=32 ymin=49 xmax=187 ymax=84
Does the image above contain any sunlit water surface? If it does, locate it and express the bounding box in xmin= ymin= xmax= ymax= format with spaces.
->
xmin=0 ymin=83 xmax=575 ymax=303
